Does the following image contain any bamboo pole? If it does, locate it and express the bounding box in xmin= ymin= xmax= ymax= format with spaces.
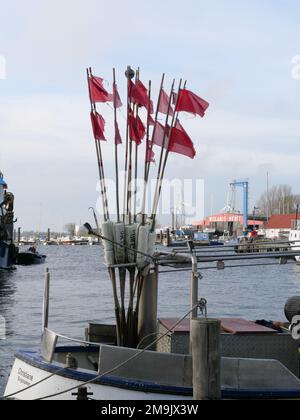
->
xmin=113 ymin=68 xmax=120 ymax=222
xmin=123 ymin=66 xmax=135 ymax=221
xmin=150 ymin=79 xmax=177 ymax=226
xmin=88 ymin=67 xmax=110 ymax=220
xmin=141 ymin=80 xmax=152 ymax=224
xmin=151 ymin=79 xmax=184 ymax=228
xmin=126 ymin=268 xmax=136 ymax=346
xmin=133 ymin=69 xmax=140 ymax=222
xmin=108 ymin=268 xmax=122 ymax=346
xmin=86 ymin=68 xmax=108 ymax=222
xmin=145 ymin=74 xmax=165 ymax=182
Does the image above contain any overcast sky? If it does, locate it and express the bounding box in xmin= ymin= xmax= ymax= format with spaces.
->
xmin=0 ymin=0 xmax=300 ymax=231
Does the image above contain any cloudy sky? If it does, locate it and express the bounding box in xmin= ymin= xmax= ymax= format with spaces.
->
xmin=0 ymin=0 xmax=299 ymax=230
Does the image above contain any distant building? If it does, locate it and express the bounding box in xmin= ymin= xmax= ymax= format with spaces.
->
xmin=264 ymin=214 xmax=298 ymax=239
xmin=192 ymin=212 xmax=264 ymax=236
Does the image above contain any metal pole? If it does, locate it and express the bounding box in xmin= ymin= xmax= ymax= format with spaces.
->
xmin=296 ymin=204 xmax=299 ymax=229
xmin=191 ymin=318 xmax=221 ymax=400
xmin=42 ymin=268 xmax=50 ymax=333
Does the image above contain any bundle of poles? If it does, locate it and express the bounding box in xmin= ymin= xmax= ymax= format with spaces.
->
xmin=86 ymin=66 xmax=209 ymax=347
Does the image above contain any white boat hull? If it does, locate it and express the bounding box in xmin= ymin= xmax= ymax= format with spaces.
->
xmin=5 ymin=355 xmax=190 ymax=400
xmin=5 ymin=346 xmax=300 ymax=400
xmin=289 ymin=230 xmax=300 ymax=262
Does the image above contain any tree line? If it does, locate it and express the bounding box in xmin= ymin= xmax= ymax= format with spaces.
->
xmin=256 ymin=185 xmax=300 ymax=216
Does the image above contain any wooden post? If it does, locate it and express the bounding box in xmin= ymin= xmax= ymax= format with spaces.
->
xmin=137 ymin=269 xmax=158 ymax=349
xmin=166 ymin=228 xmax=171 ymax=247
xmin=17 ymin=227 xmax=21 ymax=245
xmin=191 ymin=318 xmax=221 ymax=400
xmin=47 ymin=228 xmax=51 ymax=243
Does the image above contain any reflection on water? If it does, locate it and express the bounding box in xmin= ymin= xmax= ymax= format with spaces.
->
xmin=0 ymin=245 xmax=300 ymax=394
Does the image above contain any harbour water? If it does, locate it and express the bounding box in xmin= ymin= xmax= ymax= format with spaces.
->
xmin=1 ymin=245 xmax=300 ymax=394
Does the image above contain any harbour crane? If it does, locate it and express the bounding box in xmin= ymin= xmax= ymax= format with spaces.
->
xmin=230 ymin=180 xmax=249 ymax=231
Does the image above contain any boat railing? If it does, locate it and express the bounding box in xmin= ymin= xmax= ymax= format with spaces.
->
xmin=41 ymin=327 xmax=102 ymax=364
xmin=41 ymin=247 xmax=300 ymax=365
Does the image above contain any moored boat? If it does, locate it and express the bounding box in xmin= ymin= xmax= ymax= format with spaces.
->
xmin=0 ymin=171 xmax=17 ymax=270
xmin=4 ymin=66 xmax=300 ymax=401
xmin=16 ymin=247 xmax=46 ymax=266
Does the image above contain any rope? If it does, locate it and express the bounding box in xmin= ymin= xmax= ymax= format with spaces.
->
xmin=28 ymin=301 xmax=202 ymax=400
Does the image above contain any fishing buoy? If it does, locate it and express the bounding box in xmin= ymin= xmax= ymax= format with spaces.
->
xmin=136 ymin=225 xmax=151 ymax=270
xmin=148 ymin=231 xmax=156 ymax=257
xmin=135 ymin=213 xmax=144 ymax=224
xmin=125 ymin=224 xmax=137 ymax=263
xmin=114 ymin=222 xmax=126 ymax=264
xmin=102 ymin=221 xmax=115 ymax=266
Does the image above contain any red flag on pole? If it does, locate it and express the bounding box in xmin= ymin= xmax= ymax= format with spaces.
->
xmin=129 ymin=80 xmax=152 ymax=111
xmin=113 ymin=83 xmax=123 ymax=108
xmin=176 ymin=89 xmax=209 ymax=118
xmin=136 ymin=80 xmax=154 ymax=113
xmin=146 ymin=146 xmax=155 ymax=163
xmin=89 ymin=76 xmax=110 ymax=103
xmin=114 ymin=121 xmax=122 ymax=145
xmin=158 ymin=89 xmax=174 ymax=116
xmin=148 ymin=115 xmax=155 ymax=126
xmin=129 ymin=110 xmax=145 ymax=145
xmin=90 ymin=111 xmax=106 ymax=141
xmin=169 ymin=120 xmax=196 ymax=159
xmin=152 ymin=121 xmax=166 ymax=147
xmin=152 ymin=121 xmax=196 ymax=159
xmin=137 ymin=115 xmax=146 ymax=140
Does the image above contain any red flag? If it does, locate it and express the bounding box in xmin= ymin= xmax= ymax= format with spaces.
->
xmin=129 ymin=80 xmax=152 ymax=111
xmin=152 ymin=120 xmax=196 ymax=159
xmin=114 ymin=121 xmax=122 ymax=145
xmin=129 ymin=110 xmax=145 ymax=145
xmin=175 ymin=89 xmax=209 ymax=118
xmin=152 ymin=121 xmax=166 ymax=147
xmin=158 ymin=89 xmax=174 ymax=116
xmin=137 ymin=115 xmax=146 ymax=140
xmin=169 ymin=120 xmax=196 ymax=159
xmin=148 ymin=115 xmax=155 ymax=126
xmin=136 ymin=80 xmax=154 ymax=113
xmin=113 ymin=83 xmax=123 ymax=109
xmin=89 ymin=75 xmax=109 ymax=103
xmin=146 ymin=146 xmax=155 ymax=163
xmin=90 ymin=111 xmax=106 ymax=141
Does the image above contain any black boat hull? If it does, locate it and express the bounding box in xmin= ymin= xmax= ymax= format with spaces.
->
xmin=0 ymin=241 xmax=17 ymax=269
xmin=16 ymin=252 xmax=46 ymax=266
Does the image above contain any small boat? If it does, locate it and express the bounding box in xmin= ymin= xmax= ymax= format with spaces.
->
xmin=0 ymin=171 xmax=17 ymax=270
xmin=16 ymin=247 xmax=46 ymax=266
